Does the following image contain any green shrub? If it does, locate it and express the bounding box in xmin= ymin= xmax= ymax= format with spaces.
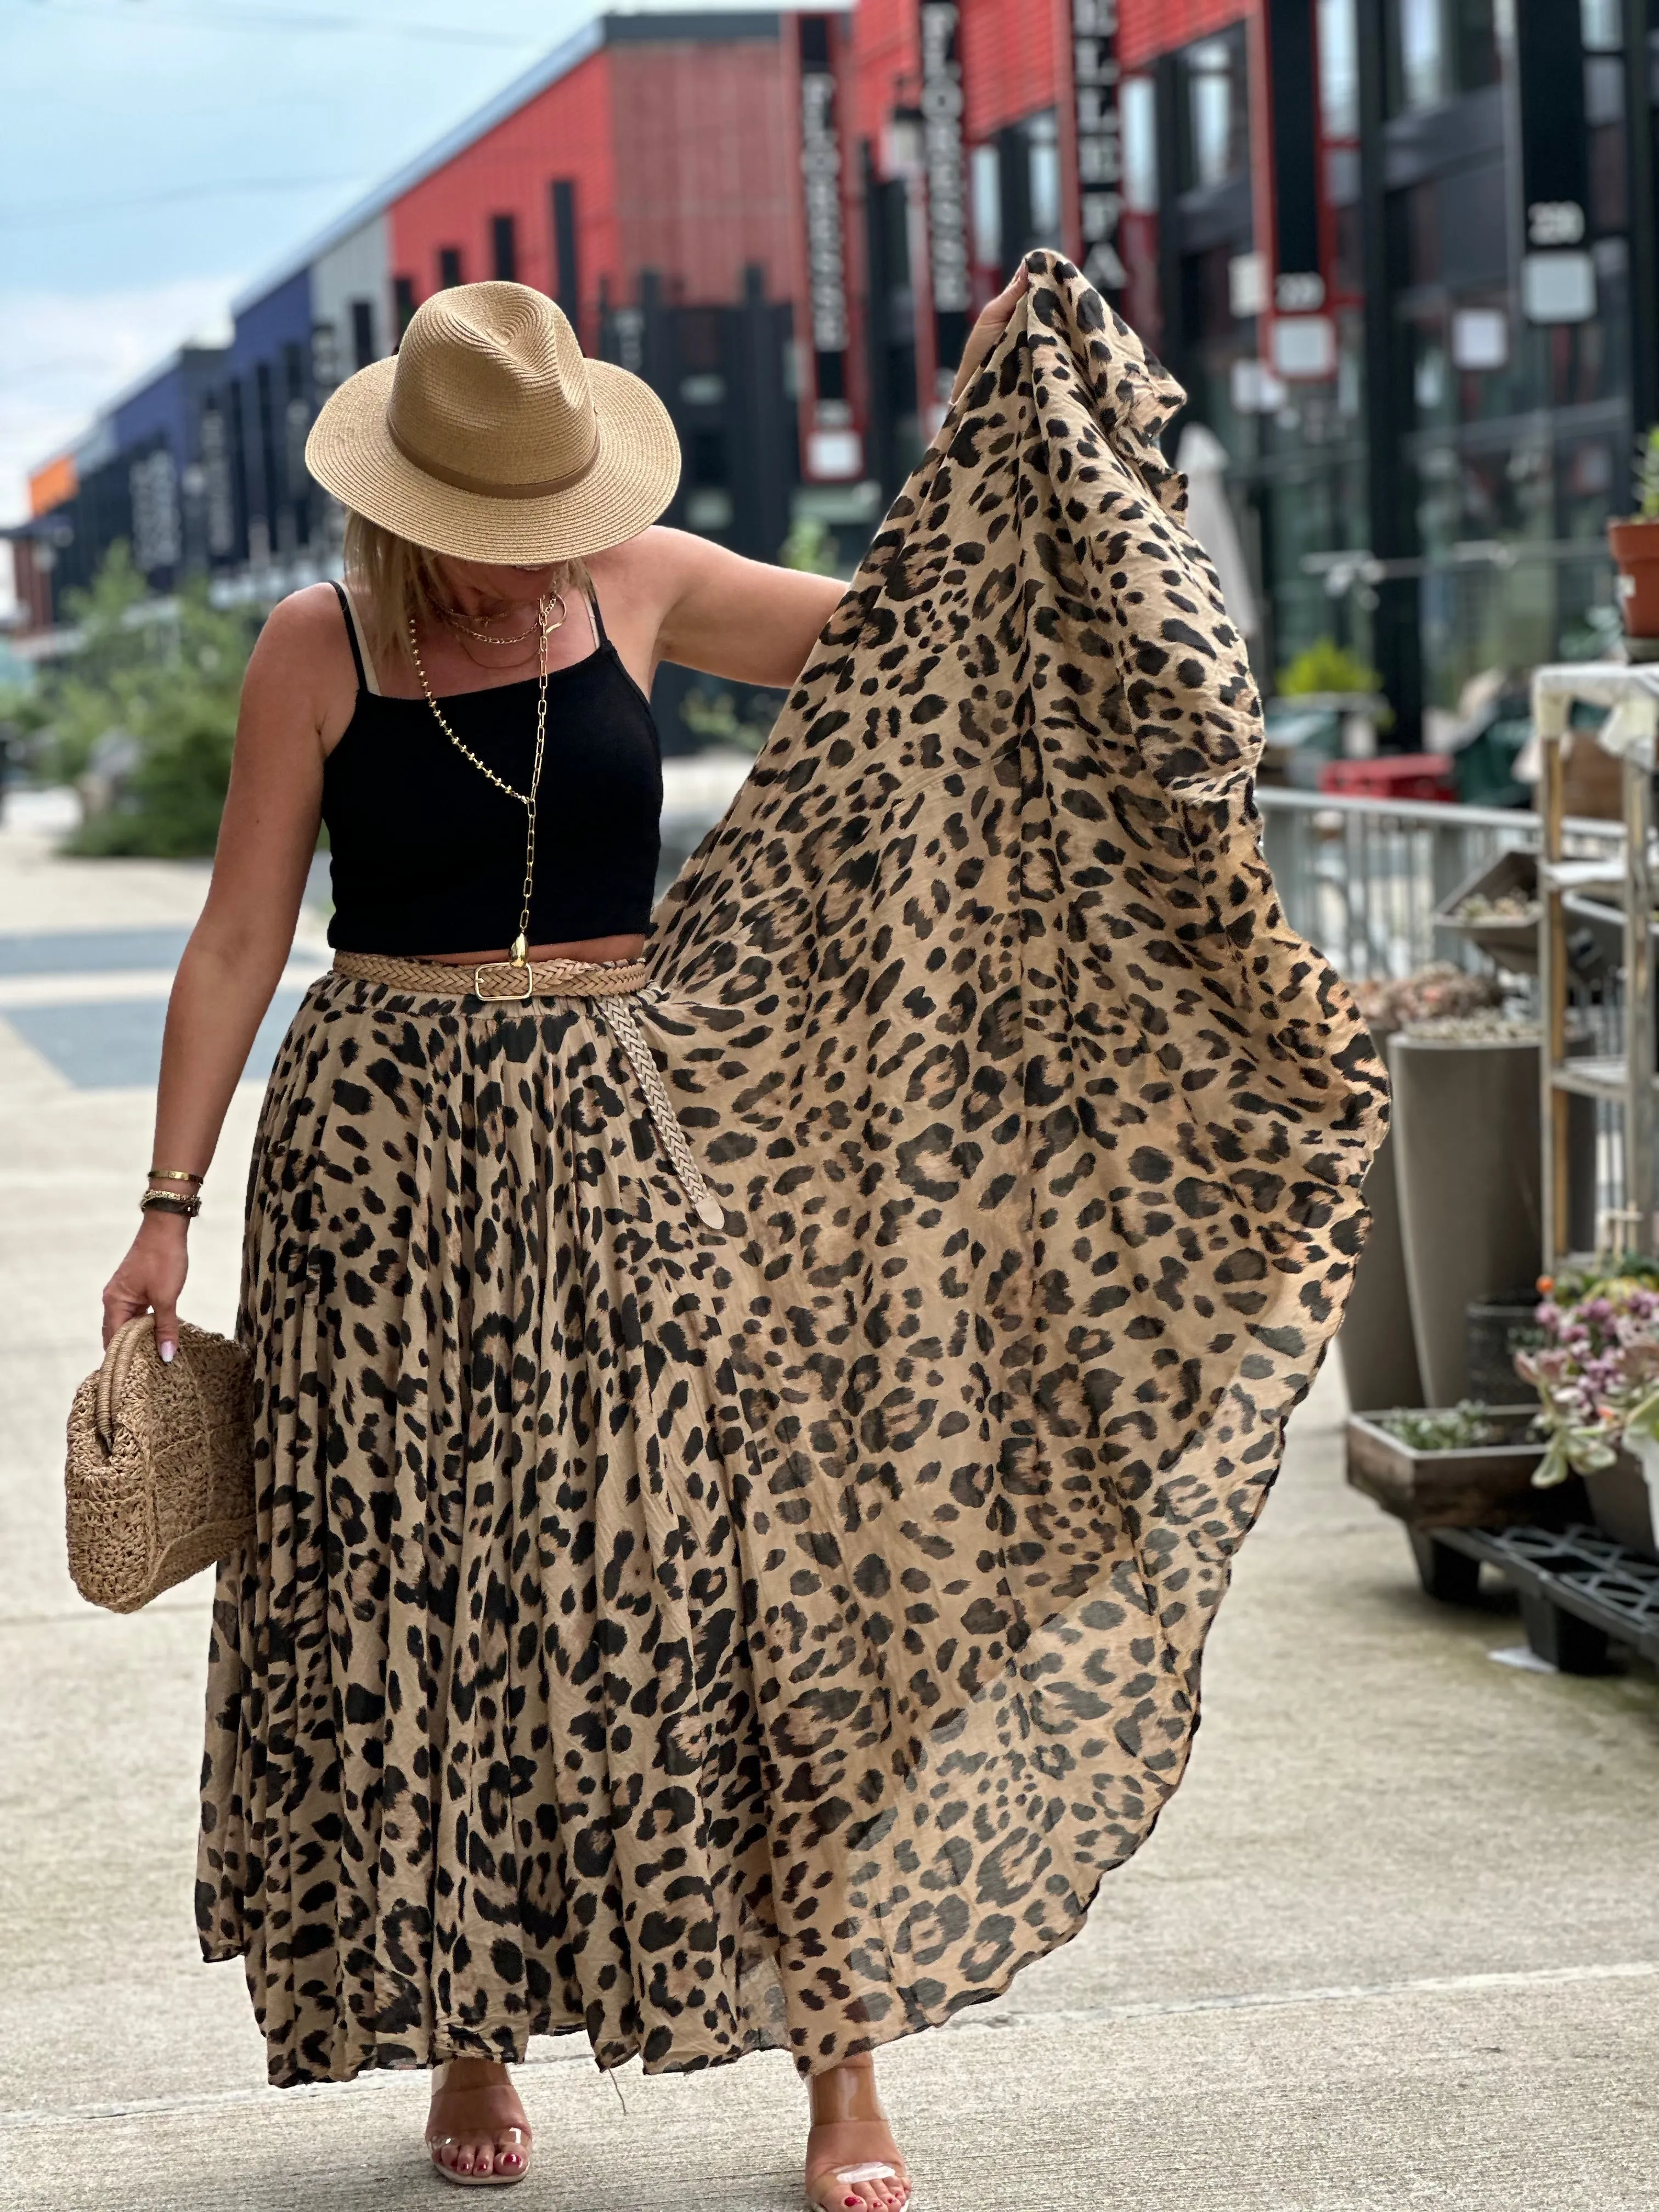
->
xmin=25 ymin=543 xmax=258 ymax=858
xmin=1277 ymin=637 xmax=1385 ymax=701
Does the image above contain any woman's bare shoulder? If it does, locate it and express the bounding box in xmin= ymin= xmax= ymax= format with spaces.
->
xmin=241 ymin=583 xmax=357 ymax=738
xmin=588 ymin=526 xmax=701 ymax=604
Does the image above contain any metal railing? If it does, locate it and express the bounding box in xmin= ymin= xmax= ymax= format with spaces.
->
xmin=1257 ymin=786 xmax=1624 ymax=981
xmin=1258 ymin=785 xmax=1637 ymax=1240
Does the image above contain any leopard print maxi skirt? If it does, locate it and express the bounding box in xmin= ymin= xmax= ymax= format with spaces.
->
xmin=198 ymin=257 xmax=1386 ymax=2092
xmin=198 ymin=968 xmax=791 ymax=2088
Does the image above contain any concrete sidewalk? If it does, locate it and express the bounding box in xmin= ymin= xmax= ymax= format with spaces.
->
xmin=2 ymin=814 xmax=1656 ymax=2209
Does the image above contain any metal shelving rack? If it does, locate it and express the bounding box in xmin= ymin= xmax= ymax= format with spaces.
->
xmin=1533 ymin=663 xmax=1659 ymax=1270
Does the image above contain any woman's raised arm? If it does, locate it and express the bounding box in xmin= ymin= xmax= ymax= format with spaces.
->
xmin=630 ymin=269 xmax=1031 ymax=694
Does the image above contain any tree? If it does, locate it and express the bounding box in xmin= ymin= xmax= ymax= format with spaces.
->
xmin=15 ymin=544 xmax=259 ymax=857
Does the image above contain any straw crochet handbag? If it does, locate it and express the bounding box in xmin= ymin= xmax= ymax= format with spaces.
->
xmin=64 ymin=1314 xmax=255 ymax=1613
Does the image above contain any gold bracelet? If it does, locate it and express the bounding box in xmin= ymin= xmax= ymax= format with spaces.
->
xmin=147 ymin=1167 xmax=204 ymax=1186
xmin=140 ymin=1189 xmax=201 ymax=1218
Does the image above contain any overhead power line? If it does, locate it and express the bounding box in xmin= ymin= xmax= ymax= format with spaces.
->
xmin=0 ymin=175 xmax=369 ymax=224
xmin=23 ymin=0 xmax=540 ymax=47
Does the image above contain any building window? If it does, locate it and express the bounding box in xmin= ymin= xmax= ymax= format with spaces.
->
xmin=438 ymin=246 xmax=463 ymax=289
xmin=1183 ymin=36 xmax=1248 ymax=191
xmin=974 ymin=112 xmax=1064 ymax=285
xmin=492 ymin=215 xmax=517 ymax=283
xmin=1122 ymin=76 xmax=1158 ymax=213
xmin=351 ymin=298 xmax=376 ymax=368
xmin=283 ymin=340 xmax=311 ymax=548
xmin=1387 ymin=0 xmax=1498 ymax=114
xmin=551 ymin=179 xmax=579 ymax=323
xmin=971 ymin=144 xmax=1001 ymax=272
xmin=689 ymin=427 xmax=728 ymax=486
xmin=1028 ymin=112 xmax=1060 ymax=241
xmin=394 ymin=276 xmax=417 ymax=339
xmin=678 ymin=308 xmax=724 ymax=376
xmin=1318 ymin=0 xmax=1359 ymax=139
xmin=685 ymin=427 xmax=733 ymax=532
xmin=227 ymin=376 xmax=249 ymax=558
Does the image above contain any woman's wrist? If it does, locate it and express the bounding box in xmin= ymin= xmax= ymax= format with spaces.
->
xmin=137 ymin=1208 xmax=191 ymax=1245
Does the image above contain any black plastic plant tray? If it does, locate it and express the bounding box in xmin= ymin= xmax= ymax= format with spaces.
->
xmin=1435 ymin=1521 xmax=1659 ymax=1672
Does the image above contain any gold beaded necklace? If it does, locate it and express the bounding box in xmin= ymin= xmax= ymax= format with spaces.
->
xmin=408 ymin=590 xmax=568 ymax=979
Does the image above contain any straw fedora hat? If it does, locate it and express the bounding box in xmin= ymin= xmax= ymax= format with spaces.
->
xmin=306 ymin=281 xmax=681 ymax=563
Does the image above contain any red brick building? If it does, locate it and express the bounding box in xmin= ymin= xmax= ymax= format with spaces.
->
xmin=386 ymin=22 xmax=801 ymax=347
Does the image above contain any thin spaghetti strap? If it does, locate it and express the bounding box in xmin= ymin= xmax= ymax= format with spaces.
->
xmin=331 ymin=580 xmax=367 ymax=692
xmin=333 ymin=579 xmax=382 ymax=696
xmin=585 ymin=585 xmax=609 ymax=648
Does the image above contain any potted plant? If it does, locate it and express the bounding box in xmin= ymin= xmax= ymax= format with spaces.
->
xmin=1515 ymin=1263 xmax=1659 ymax=1557
xmin=1345 ymin=1400 xmax=1577 ymax=1603
xmin=1608 ymin=425 xmax=1659 ymax=639
xmin=1346 ymin=1401 xmax=1553 ymax=1527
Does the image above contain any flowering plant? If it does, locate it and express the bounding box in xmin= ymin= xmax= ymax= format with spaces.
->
xmin=1516 ymin=1268 xmax=1659 ymax=1486
xmin=1349 ymin=962 xmax=1502 ymax=1035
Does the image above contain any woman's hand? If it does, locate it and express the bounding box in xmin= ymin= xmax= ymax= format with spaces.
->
xmin=102 ymin=1215 xmax=190 ymax=1358
xmin=949 ymin=263 xmax=1030 ymax=405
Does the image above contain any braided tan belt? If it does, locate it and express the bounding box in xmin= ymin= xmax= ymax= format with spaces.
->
xmin=334 ymin=950 xmax=648 ymax=999
xmin=330 ymin=950 xmax=727 ymax=1231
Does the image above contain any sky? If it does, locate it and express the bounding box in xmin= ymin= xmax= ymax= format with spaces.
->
xmin=0 ymin=0 xmax=781 ymax=585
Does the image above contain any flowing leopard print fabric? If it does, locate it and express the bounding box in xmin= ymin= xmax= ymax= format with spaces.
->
xmin=198 ymin=254 xmax=1386 ymax=2088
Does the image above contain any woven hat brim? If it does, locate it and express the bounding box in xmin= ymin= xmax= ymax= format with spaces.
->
xmin=304 ymin=356 xmax=682 ymax=563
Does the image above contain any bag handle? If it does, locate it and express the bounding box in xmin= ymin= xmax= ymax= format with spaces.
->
xmin=95 ymin=1313 xmax=158 ymax=1454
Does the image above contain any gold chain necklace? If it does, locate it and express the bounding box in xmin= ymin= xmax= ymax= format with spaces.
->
xmin=438 ymin=588 xmax=567 ymax=648
xmin=439 ymin=609 xmax=535 ymax=647
xmin=409 ymin=592 xmax=567 ymax=974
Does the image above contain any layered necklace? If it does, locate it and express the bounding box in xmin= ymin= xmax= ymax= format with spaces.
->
xmin=408 ymin=590 xmax=569 ymax=972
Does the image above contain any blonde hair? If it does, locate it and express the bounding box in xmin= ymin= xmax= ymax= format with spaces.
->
xmin=342 ymin=512 xmax=588 ymax=668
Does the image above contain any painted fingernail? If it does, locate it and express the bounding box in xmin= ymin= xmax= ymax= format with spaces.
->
xmin=159 ymin=1340 xmax=176 ymax=1363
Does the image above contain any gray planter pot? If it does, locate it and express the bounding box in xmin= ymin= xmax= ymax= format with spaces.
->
xmin=1335 ymin=1052 xmax=1425 ymax=1410
xmin=1584 ymin=1446 xmax=1659 ymax=1559
xmin=1389 ymin=1034 xmax=1593 ymax=1407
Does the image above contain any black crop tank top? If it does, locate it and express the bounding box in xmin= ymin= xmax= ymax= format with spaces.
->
xmin=320 ymin=580 xmax=662 ymax=955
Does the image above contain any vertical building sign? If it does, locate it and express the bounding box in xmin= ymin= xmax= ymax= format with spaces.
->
xmin=919 ymin=2 xmax=970 ymax=390
xmin=1266 ymin=0 xmax=1334 ymax=377
xmin=1513 ymin=0 xmax=1594 ymax=324
xmin=1068 ymin=0 xmax=1125 ymax=299
xmin=797 ymin=14 xmax=861 ymax=479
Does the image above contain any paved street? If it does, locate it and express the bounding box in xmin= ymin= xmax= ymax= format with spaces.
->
xmin=1 ymin=808 xmax=1656 ymax=2211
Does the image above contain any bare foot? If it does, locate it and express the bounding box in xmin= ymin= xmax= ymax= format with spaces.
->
xmin=425 ymin=2058 xmax=532 ymax=2183
xmin=805 ymin=2053 xmax=910 ymax=2212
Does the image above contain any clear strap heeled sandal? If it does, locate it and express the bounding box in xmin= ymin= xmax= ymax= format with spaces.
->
xmin=804 ymin=2158 xmax=911 ymax=2211
xmin=425 ymin=2063 xmax=533 ymax=2190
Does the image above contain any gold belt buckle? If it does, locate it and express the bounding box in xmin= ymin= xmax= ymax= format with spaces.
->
xmin=472 ymin=960 xmax=534 ymax=1002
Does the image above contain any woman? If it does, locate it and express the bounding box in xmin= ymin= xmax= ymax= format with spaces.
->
xmin=104 ymin=257 xmax=1381 ymax=2203
xmin=101 ymin=273 xmax=1032 ymax=2204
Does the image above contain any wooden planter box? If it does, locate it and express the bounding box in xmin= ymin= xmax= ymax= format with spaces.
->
xmin=1346 ymin=1406 xmax=1551 ymax=1530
